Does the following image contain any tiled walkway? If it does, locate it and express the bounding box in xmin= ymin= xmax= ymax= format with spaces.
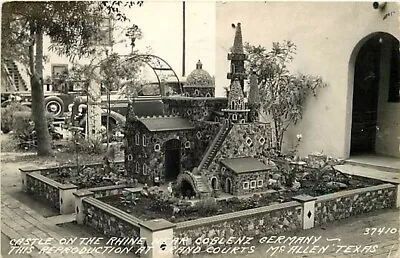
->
xmin=1 ymin=191 xmax=124 ymax=258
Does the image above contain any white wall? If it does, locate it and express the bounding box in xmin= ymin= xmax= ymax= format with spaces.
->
xmin=216 ymin=2 xmax=400 ymax=158
xmin=43 ymin=1 xmax=215 ymax=80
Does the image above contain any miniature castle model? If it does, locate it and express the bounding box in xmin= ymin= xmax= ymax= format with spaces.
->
xmin=125 ymin=23 xmax=272 ymax=197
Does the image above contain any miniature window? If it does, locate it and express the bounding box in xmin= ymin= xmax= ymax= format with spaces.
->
xmin=184 ymin=141 xmax=191 ymax=149
xmin=257 ymin=179 xmax=263 ymax=188
xmin=196 ymin=131 xmax=202 ymax=139
xmin=246 ymin=137 xmax=253 ymax=146
xmin=172 ymin=108 xmax=177 ymax=115
xmin=231 ymin=101 xmax=236 ymax=110
xmin=154 ymin=143 xmax=161 ymax=152
xmin=142 ymin=135 xmax=147 ymax=147
xmin=240 ymin=119 xmax=245 ymax=124
xmin=143 ymin=164 xmax=148 ymax=175
xmin=243 ymin=181 xmax=249 ymax=190
xmin=259 ymin=137 xmax=265 ymax=145
xmin=185 ymin=92 xmax=190 ymax=97
xmin=127 ymin=154 xmax=133 ymax=161
xmin=203 ymin=111 xmax=208 ymax=117
xmin=250 ymin=180 xmax=257 ymax=189
xmin=194 ymin=89 xmax=200 ymax=95
xmin=221 ymin=167 xmax=226 ymax=172
xmin=205 ymin=93 xmax=211 ymax=98
xmin=135 ymin=134 xmax=140 ymax=145
xmin=187 ymin=109 xmax=192 ymax=115
xmin=232 ymin=114 xmax=237 ymax=121
xmin=135 ymin=162 xmax=140 ymax=173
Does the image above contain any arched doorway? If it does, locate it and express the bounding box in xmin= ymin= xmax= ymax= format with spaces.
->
xmin=165 ymin=139 xmax=181 ymax=181
xmin=225 ymin=178 xmax=232 ymax=194
xmin=180 ymin=179 xmax=196 ymax=198
xmin=350 ymin=32 xmax=400 ymax=156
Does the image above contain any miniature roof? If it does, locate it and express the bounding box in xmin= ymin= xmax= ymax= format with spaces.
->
xmin=220 ymin=157 xmax=270 ymax=174
xmin=185 ymin=60 xmax=214 ymax=87
xmin=137 ymin=117 xmax=195 ymax=132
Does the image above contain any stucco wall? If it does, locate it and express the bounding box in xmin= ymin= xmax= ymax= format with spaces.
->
xmin=216 ymin=2 xmax=400 ymax=158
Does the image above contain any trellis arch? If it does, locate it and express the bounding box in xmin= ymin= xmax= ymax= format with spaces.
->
xmin=122 ymin=54 xmax=183 ymax=96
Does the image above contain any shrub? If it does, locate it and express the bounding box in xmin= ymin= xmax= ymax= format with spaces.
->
xmin=12 ymin=111 xmax=57 ymax=150
xmin=194 ymin=197 xmax=219 ymax=216
xmin=1 ymin=102 xmax=30 ymax=133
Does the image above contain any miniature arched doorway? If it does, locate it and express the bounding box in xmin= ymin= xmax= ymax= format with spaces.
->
xmin=349 ymin=32 xmax=400 ymax=156
xmin=225 ymin=178 xmax=232 ymax=194
xmin=180 ymin=179 xmax=196 ymax=198
xmin=211 ymin=177 xmax=218 ymax=190
xmin=164 ymin=139 xmax=182 ymax=181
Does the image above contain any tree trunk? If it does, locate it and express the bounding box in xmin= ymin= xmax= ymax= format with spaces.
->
xmin=30 ymin=26 xmax=52 ymax=156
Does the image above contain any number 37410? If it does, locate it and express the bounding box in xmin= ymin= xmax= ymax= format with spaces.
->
xmin=363 ymin=227 xmax=399 ymax=236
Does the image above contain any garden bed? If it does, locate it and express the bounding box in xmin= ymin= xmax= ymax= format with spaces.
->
xmin=100 ymin=169 xmax=382 ymax=223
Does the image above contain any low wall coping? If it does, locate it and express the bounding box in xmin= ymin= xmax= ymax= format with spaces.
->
xmin=139 ymin=219 xmax=176 ymax=232
xmin=87 ymin=184 xmax=128 ymax=192
xmin=27 ymin=172 xmax=63 ymax=188
xmin=175 ymin=200 xmax=301 ymax=230
xmin=124 ymin=187 xmax=143 ymax=194
xmin=19 ymin=160 xmax=124 ymax=174
xmin=73 ymin=190 xmax=94 ymax=197
xmin=59 ymin=183 xmax=78 ymax=190
xmin=292 ymin=194 xmax=317 ymax=203
xmin=316 ymin=183 xmax=395 ymax=203
xmin=83 ymin=197 xmax=143 ymax=227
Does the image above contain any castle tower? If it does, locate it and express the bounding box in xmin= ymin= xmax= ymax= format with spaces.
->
xmin=222 ymin=78 xmax=250 ymax=124
xmin=248 ymin=71 xmax=260 ymax=122
xmin=227 ymin=23 xmax=247 ymax=89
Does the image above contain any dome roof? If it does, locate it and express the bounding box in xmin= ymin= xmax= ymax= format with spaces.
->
xmin=185 ymin=60 xmax=214 ymax=87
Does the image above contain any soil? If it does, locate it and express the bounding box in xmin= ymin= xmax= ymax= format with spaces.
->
xmin=100 ymin=174 xmax=378 ymax=223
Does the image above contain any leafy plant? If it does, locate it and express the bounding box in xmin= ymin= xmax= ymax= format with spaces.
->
xmin=1 ymin=102 xmax=31 ymax=133
xmin=120 ymin=191 xmax=139 ymax=206
xmin=194 ymin=198 xmax=219 ymax=216
xmin=244 ymin=41 xmax=327 ymax=152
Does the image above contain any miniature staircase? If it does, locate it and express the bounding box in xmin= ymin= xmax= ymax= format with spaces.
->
xmin=198 ymin=124 xmax=231 ymax=170
xmin=5 ymin=60 xmax=28 ymax=92
xmin=192 ymin=175 xmax=210 ymax=197
xmin=177 ymin=171 xmax=211 ymax=198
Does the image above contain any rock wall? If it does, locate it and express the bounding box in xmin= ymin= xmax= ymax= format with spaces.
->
xmin=83 ymin=198 xmax=142 ymax=254
xmin=163 ymin=97 xmax=227 ymax=122
xmin=174 ymin=201 xmax=302 ymax=247
xmin=314 ymin=184 xmax=396 ymax=226
xmin=206 ymin=122 xmax=272 ymax=187
xmin=26 ymin=173 xmax=60 ymax=211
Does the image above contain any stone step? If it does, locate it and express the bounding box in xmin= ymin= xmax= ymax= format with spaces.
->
xmin=345 ymin=157 xmax=400 ymax=173
xmin=334 ymin=164 xmax=400 ymax=184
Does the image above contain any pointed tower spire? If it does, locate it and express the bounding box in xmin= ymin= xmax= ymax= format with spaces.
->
xmin=248 ymin=71 xmax=260 ymax=104
xmin=227 ymin=22 xmax=247 ymax=89
xmin=232 ymin=23 xmax=244 ymax=54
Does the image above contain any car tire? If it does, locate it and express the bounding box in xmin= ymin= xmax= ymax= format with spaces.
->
xmin=45 ymin=96 xmax=64 ymax=117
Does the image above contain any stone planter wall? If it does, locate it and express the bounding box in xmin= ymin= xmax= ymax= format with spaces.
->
xmin=25 ymin=172 xmax=77 ymax=214
xmin=314 ymin=183 xmax=397 ymax=226
xmin=87 ymin=184 xmax=129 ymax=199
xmin=82 ymin=197 xmax=143 ymax=254
xmin=174 ymin=201 xmax=302 ymax=247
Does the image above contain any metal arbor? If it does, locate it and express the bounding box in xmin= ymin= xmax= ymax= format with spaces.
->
xmin=122 ymin=54 xmax=183 ymax=96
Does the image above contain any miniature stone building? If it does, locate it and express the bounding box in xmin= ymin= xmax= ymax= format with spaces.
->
xmin=125 ymin=22 xmax=273 ymax=197
xmin=219 ymin=157 xmax=271 ymax=195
